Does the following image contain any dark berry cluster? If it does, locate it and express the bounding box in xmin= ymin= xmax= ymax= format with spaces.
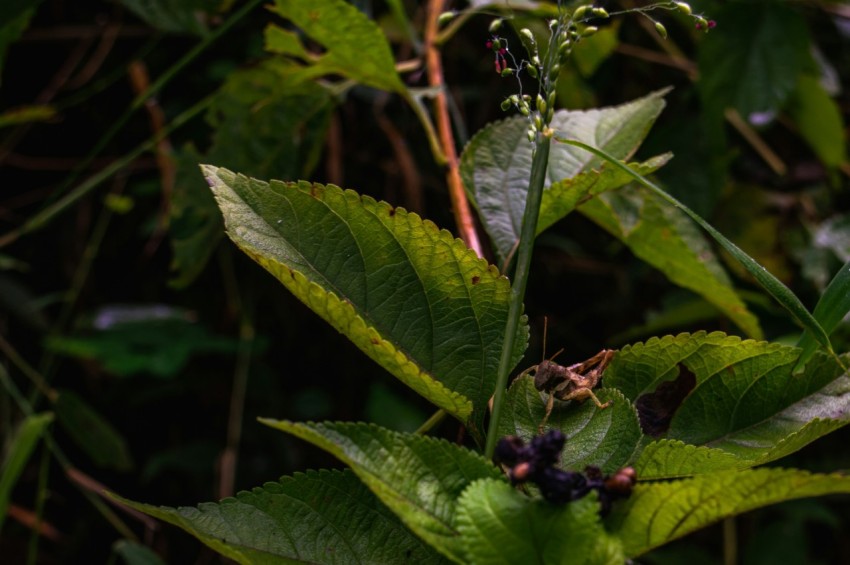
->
xmin=494 ymin=430 xmax=637 ymax=515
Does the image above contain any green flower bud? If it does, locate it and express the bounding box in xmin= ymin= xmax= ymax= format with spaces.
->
xmin=547 ymin=108 xmax=554 ymax=123
xmin=534 ymin=115 xmax=543 ymax=130
xmin=536 ymin=94 xmax=547 ymax=114
xmin=655 ymin=22 xmax=668 ymax=39
xmin=489 ymin=18 xmax=503 ymax=33
xmin=491 ymin=38 xmax=502 ymax=50
xmin=500 ymin=67 xmax=514 ymax=77
xmin=519 ymin=103 xmax=531 ymax=116
xmin=501 ymin=98 xmax=512 ymax=111
xmin=437 ymin=11 xmax=455 ymax=25
xmin=520 ymin=28 xmax=534 ymax=42
xmin=550 ymin=62 xmax=560 ymax=75
xmin=532 ymin=56 xmax=541 ymax=67
xmin=593 ymin=7 xmax=609 ymax=18
xmin=527 ymin=128 xmax=536 ymax=142
xmin=547 ymin=91 xmax=557 ymax=107
xmin=674 ymin=2 xmax=692 ymax=15
xmin=509 ymin=94 xmax=520 ymax=104
xmin=573 ymin=5 xmax=589 ymax=20
xmin=581 ymin=26 xmax=598 ymax=37
xmin=526 ymin=64 xmax=539 ymax=78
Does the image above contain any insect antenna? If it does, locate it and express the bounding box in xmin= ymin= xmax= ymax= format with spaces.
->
xmin=541 ymin=316 xmax=563 ymax=362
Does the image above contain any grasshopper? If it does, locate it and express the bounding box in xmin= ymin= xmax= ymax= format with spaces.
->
xmin=520 ymin=348 xmax=615 ymax=433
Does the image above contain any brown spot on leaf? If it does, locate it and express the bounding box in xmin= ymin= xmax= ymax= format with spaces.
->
xmin=471 ymin=275 xmax=480 ymax=285
xmin=635 ymin=364 xmax=696 ymax=437
xmin=370 ymin=337 xmax=380 ymax=345
xmin=388 ymin=207 xmax=395 ymax=217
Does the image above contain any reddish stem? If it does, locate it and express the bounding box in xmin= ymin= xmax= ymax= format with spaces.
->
xmin=425 ymin=0 xmax=483 ymax=257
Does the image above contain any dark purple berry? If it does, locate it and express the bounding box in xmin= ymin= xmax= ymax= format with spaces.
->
xmin=537 ymin=467 xmax=583 ymax=504
xmin=494 ymin=436 xmax=525 ymax=466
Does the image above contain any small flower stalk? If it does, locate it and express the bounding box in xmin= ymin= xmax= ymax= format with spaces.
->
xmin=495 ymin=430 xmax=637 ymax=515
xmin=488 ymin=1 xmax=713 ymax=146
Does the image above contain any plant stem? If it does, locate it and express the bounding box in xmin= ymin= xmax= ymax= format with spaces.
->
xmin=0 ymin=94 xmax=213 ymax=248
xmin=485 ymin=136 xmax=550 ymax=459
xmin=415 ymin=409 xmax=446 ymax=434
xmin=425 ymin=0 xmax=483 ymax=256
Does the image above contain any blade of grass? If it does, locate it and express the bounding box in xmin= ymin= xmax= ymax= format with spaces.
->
xmin=794 ymin=258 xmax=850 ymax=371
xmin=559 ymin=138 xmax=832 ymax=354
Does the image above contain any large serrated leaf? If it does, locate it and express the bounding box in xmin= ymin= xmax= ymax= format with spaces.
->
xmin=632 ymin=440 xmax=743 ymax=479
xmin=607 ymin=468 xmax=850 ymax=558
xmin=459 ymin=90 xmax=758 ymax=337
xmin=460 ymin=89 xmax=669 ymax=265
xmin=497 ymin=376 xmax=641 ymax=473
xmin=579 ymin=186 xmax=762 ymax=338
xmin=170 ymin=60 xmax=333 ymax=288
xmin=205 ymin=166 xmax=527 ymax=437
xmin=117 ymin=469 xmax=450 ymax=564
xmin=262 ymin=420 xmax=503 ymax=563
xmin=606 ymin=332 xmax=850 ymax=478
xmin=455 ymin=479 xmax=623 ymax=565
xmin=267 ymin=0 xmax=404 ymax=93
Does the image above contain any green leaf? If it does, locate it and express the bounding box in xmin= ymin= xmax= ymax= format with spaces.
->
xmin=559 ymin=139 xmax=832 ymax=351
xmin=579 ymin=185 xmax=763 ymax=339
xmin=46 ymin=317 xmax=238 ymax=378
xmin=55 ymin=390 xmax=134 ymax=471
xmin=117 ymin=469 xmax=450 ymax=564
xmin=0 ymin=412 xmax=53 ymax=533
xmin=206 ymin=166 xmax=527 ymax=436
xmin=262 ymin=420 xmax=503 ymax=563
xmin=606 ymin=332 xmax=849 ymax=478
xmin=497 ymin=376 xmax=641 ymax=473
xmin=118 ymin=0 xmax=219 ymax=35
xmin=456 ymin=479 xmax=623 ymax=565
xmin=632 ymin=440 xmax=743 ymax=479
xmin=460 ymin=89 xmax=670 ymax=265
xmin=264 ymin=26 xmax=311 ymax=59
xmin=170 ymin=59 xmax=334 ymax=288
xmin=267 ymin=0 xmax=405 ymax=93
xmin=572 ymin=22 xmax=620 ymax=77
xmin=698 ymin=3 xmax=812 ymax=119
xmin=795 ymin=257 xmax=850 ymax=371
xmin=112 ymin=540 xmax=167 ymax=565
xmin=608 ymin=468 xmax=850 ymax=558
xmin=788 ymin=74 xmax=847 ymax=169
xmin=169 ymin=147 xmax=224 ymax=288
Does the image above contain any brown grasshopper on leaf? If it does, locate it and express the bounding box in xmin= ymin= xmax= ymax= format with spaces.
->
xmin=519 ymin=348 xmax=615 ymax=433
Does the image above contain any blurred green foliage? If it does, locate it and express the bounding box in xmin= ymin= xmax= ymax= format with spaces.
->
xmin=1 ymin=0 xmax=849 ymax=563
